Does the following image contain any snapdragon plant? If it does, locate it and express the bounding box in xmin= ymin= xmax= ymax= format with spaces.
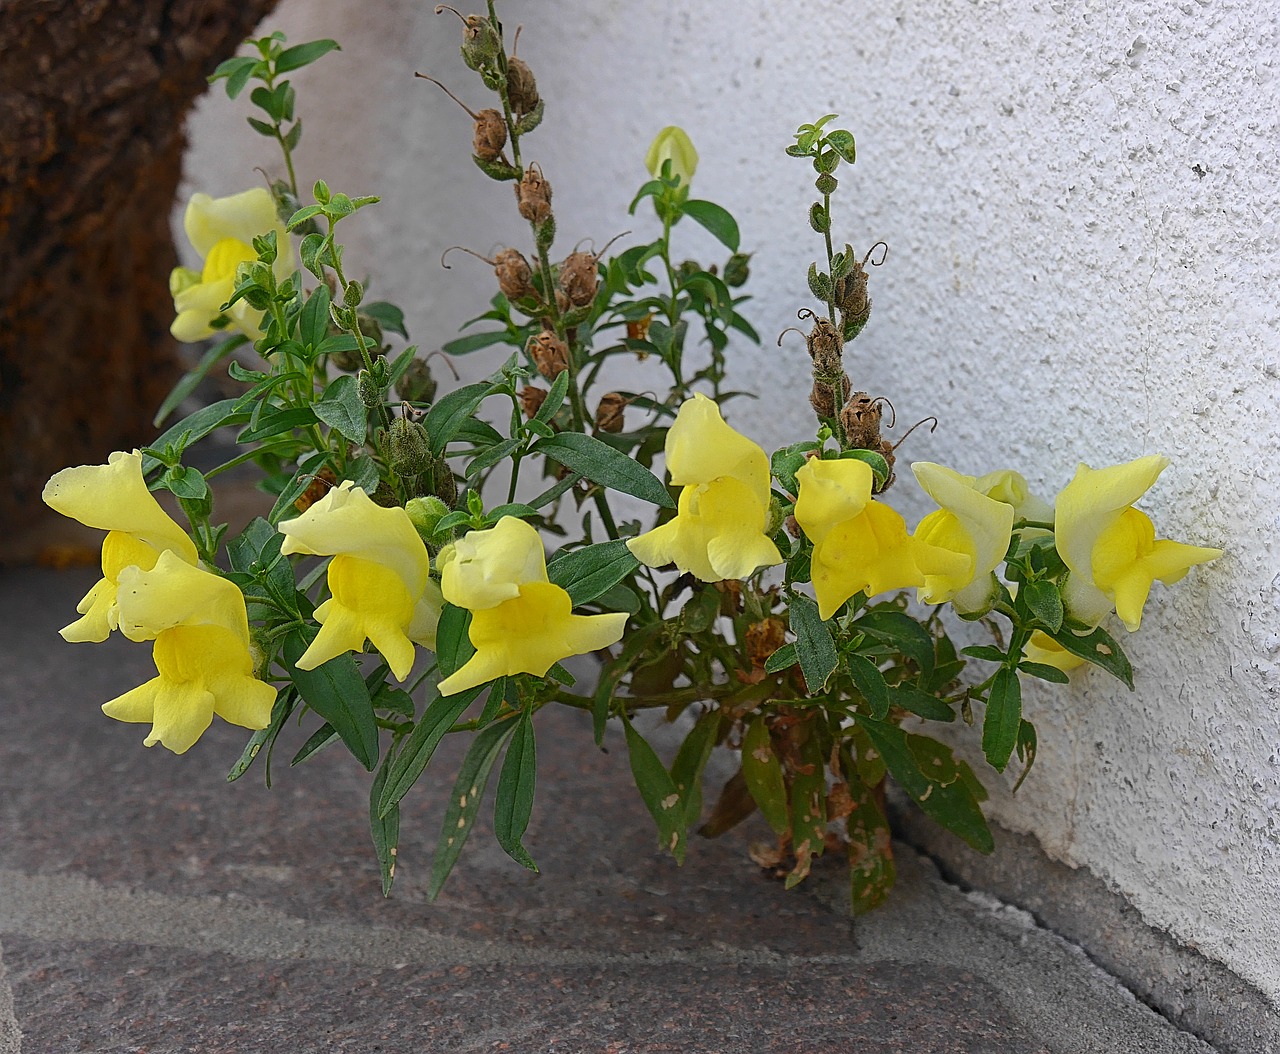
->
xmin=42 ymin=8 xmax=1220 ymax=911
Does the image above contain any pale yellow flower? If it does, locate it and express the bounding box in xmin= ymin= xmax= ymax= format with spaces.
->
xmin=795 ymin=458 xmax=967 ymax=620
xmin=1055 ymin=456 xmax=1221 ymax=631
xmin=278 ymin=482 xmax=442 ymax=681
xmin=103 ymin=552 xmax=276 ymax=754
xmin=912 ymin=462 xmax=1015 ymax=615
xmin=645 ymin=126 xmax=698 ymax=186
xmin=1024 ymin=631 xmax=1087 ymax=674
xmin=438 ymin=517 xmax=627 ymax=696
xmin=627 ymin=393 xmax=782 ymax=582
xmin=973 ymin=468 xmax=1055 ymax=524
xmin=42 ymin=450 xmax=198 ymax=643
xmin=171 ymin=188 xmax=294 ymax=343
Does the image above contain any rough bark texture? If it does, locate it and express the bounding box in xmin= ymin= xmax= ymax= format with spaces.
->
xmin=0 ymin=0 xmax=277 ymax=552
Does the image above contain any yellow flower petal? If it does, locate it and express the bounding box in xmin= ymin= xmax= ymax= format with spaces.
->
xmin=973 ymin=468 xmax=1054 ymax=523
xmin=912 ymin=462 xmax=1014 ymax=613
xmin=299 ymin=556 xmax=419 ymax=681
xmin=114 ymin=552 xmax=250 ymax=644
xmin=441 ymin=516 xmax=548 ymax=610
xmin=794 ymin=458 xmax=873 ymax=547
xmin=665 ymin=393 xmax=770 ymax=501
xmin=1024 ymin=631 xmax=1087 ymax=673
xmin=645 ymin=126 xmax=698 ymax=186
xmin=438 ymin=581 xmax=627 ymax=696
xmin=183 ymin=188 xmax=282 ymax=258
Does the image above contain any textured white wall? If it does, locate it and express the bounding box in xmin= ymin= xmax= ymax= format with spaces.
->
xmin=181 ymin=0 xmax=1280 ymax=1000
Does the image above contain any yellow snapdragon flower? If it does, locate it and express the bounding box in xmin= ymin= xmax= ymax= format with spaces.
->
xmin=278 ymin=482 xmax=443 ymax=681
xmin=437 ymin=516 xmax=627 ymax=696
xmin=42 ymin=450 xmax=199 ymax=643
xmin=627 ymin=393 xmax=782 ymax=582
xmin=795 ymin=458 xmax=968 ymax=620
xmin=645 ymin=126 xmax=698 ymax=186
xmin=1055 ymin=456 xmax=1221 ymax=631
xmin=1023 ymin=631 xmax=1087 ymax=674
xmin=973 ymin=468 xmax=1055 ymax=524
xmin=170 ymin=188 xmax=294 ymax=343
xmin=912 ymin=462 xmax=1015 ymax=616
xmin=103 ymin=552 xmax=276 ymax=754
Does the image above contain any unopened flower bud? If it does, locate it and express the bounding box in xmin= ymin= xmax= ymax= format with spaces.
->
xmin=406 ymin=495 xmax=450 ymax=544
xmin=594 ymin=392 xmax=626 ymax=433
xmin=493 ymin=248 xmax=535 ymax=300
xmin=558 ymin=251 xmax=599 ymax=308
xmin=516 ymin=165 xmax=553 ymax=225
xmin=389 ymin=416 xmax=433 ymax=476
xmin=645 ymin=126 xmax=698 ymax=187
xmin=675 ymin=259 xmax=700 ymax=285
xmin=520 ymin=385 xmax=548 ymax=418
xmin=528 ymin=329 xmax=568 ymax=379
xmin=395 ymin=357 xmax=438 ymax=404
xmin=723 ymin=252 xmax=752 ymax=288
xmin=473 ymin=108 xmax=508 ymax=161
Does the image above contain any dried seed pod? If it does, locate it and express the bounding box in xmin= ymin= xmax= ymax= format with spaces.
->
xmin=594 ymin=392 xmax=626 ymax=433
xmin=493 ymin=248 xmax=535 ymax=300
xmin=515 ymin=164 xmax=553 ymax=225
xmin=809 ymin=373 xmax=852 ymax=419
xmin=506 ymin=56 xmax=540 ymax=116
xmin=745 ymin=617 xmax=787 ymax=669
xmin=415 ymin=74 xmax=509 ymax=163
xmin=805 ymin=315 xmax=844 ymax=370
xmin=520 ymin=384 xmax=548 ymax=418
xmin=833 ymin=258 xmax=869 ymax=322
xmin=435 ymin=6 xmax=500 ymax=71
xmin=395 ymin=357 xmax=438 ymax=404
xmin=528 ymin=329 xmax=568 ymax=379
xmin=294 ymin=465 xmax=338 ymax=513
xmin=840 ymin=392 xmax=882 ymax=450
xmin=558 ymin=250 xmax=599 ymax=308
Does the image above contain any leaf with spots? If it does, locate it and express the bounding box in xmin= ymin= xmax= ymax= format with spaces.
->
xmin=785 ymin=729 xmax=828 ymax=889
xmin=624 ymin=717 xmax=687 ymax=863
xmin=428 ymin=716 xmax=518 ymax=901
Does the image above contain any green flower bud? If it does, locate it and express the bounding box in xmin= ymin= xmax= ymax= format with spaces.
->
xmin=389 ymin=416 xmax=433 ymax=476
xmin=645 ymin=126 xmax=698 ymax=187
xmin=406 ymin=495 xmax=450 ymax=544
xmin=357 ymin=369 xmax=383 ymax=408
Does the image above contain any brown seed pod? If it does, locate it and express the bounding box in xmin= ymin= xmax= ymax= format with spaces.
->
xmin=415 ymin=74 xmax=509 ymax=162
xmin=594 ymin=392 xmax=627 ymax=433
xmin=528 ymin=329 xmax=568 ymax=379
xmin=840 ymin=392 xmax=883 ymax=450
xmin=558 ymin=250 xmax=599 ymax=308
xmin=441 ymin=245 xmax=535 ymax=301
xmin=515 ymin=164 xmax=553 ymax=225
xmin=506 ymin=28 xmax=540 ymax=116
xmin=809 ymin=373 xmax=852 ymax=419
xmin=519 ymin=384 xmax=548 ymax=418
xmin=805 ymin=314 xmax=844 ymax=370
xmin=435 ymin=6 xmax=500 ymax=71
xmin=294 ymin=465 xmax=338 ymax=513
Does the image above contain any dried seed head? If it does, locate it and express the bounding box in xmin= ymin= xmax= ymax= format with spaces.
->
xmin=519 ymin=384 xmax=548 ymax=418
xmin=745 ymin=618 xmax=787 ymax=669
xmin=840 ymin=392 xmax=882 ymax=450
xmin=506 ymin=54 xmax=540 ymax=116
xmin=594 ymin=392 xmax=626 ymax=433
xmin=805 ymin=316 xmax=844 ymax=370
xmin=515 ymin=164 xmax=553 ymax=225
xmin=558 ymin=250 xmax=599 ymax=307
xmin=493 ymin=248 xmax=535 ymax=300
xmin=435 ymin=7 xmax=500 ymax=71
xmin=395 ymin=357 xmax=438 ymax=404
xmin=809 ymin=373 xmax=852 ymax=419
xmin=833 ymin=258 xmax=869 ymax=322
xmin=294 ymin=465 xmax=338 ymax=513
xmin=528 ymin=329 xmax=568 ymax=379
xmin=473 ymin=108 xmax=508 ymax=161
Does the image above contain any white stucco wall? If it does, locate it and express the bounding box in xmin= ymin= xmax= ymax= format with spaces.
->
xmin=181 ymin=0 xmax=1280 ymax=1001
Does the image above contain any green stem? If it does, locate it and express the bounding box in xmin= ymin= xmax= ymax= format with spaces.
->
xmin=822 ymin=192 xmax=837 ymax=323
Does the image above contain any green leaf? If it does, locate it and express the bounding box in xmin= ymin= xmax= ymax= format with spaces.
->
xmin=536 ymin=432 xmax=675 ymax=508
xmin=982 ymin=667 xmax=1022 ymax=772
xmin=740 ymin=716 xmax=788 ymax=835
xmin=494 ymin=709 xmax=538 ymax=871
xmin=425 ymin=381 xmax=496 ymax=453
xmin=807 ymin=262 xmax=831 ymax=302
xmin=857 ymin=717 xmax=993 ymax=853
xmin=1047 ymin=623 xmax=1134 ymax=689
xmin=890 ymin=683 xmax=955 ymax=722
xmin=210 ymin=55 xmax=260 ymax=97
xmin=361 ymin=300 xmax=409 ymax=339
xmin=465 ymin=438 xmax=521 ymax=479
xmin=1012 ymin=719 xmax=1039 ymax=793
xmin=1019 ymin=661 xmax=1071 ymax=685
xmin=300 ymin=284 xmax=332 ymax=348
xmin=282 ymin=628 xmax=379 ymax=771
xmin=163 ymin=464 xmax=209 ymax=501
xmin=546 ymin=539 xmax=639 ymax=606
xmin=428 ymin=717 xmax=517 ymax=900
xmin=670 ymin=710 xmax=721 ymax=830
xmin=789 ymin=593 xmax=837 ymax=693
xmin=1022 ymin=579 xmax=1064 ymax=633
xmin=623 ymin=719 xmax=686 ymax=863
xmin=434 ymin=603 xmax=475 ymax=678
xmin=226 ymin=688 xmax=296 ymax=783
xmin=681 ymin=199 xmax=740 ymax=252
xmin=290 ymin=723 xmax=337 ymax=767
xmin=441 ymin=329 xmax=513 ymax=356
xmin=314 ymin=374 xmax=367 ymax=443
xmin=533 ymin=369 xmax=570 ymax=424
xmin=853 ymin=609 xmax=935 ymax=682
xmin=961 ymin=644 xmax=1007 ymax=664
xmin=515 ymin=98 xmax=545 ymax=135
xmin=846 ymin=779 xmax=895 ymax=914
xmin=246 ymin=116 xmax=276 ymax=137
xmin=141 ymin=399 xmax=252 ymax=473
xmin=808 ymin=202 xmax=830 ymax=234
xmin=276 ymin=38 xmax=341 ymax=73
xmin=826 ymin=129 xmax=856 ymax=164
xmin=379 ymin=682 xmax=483 ymax=816
xmin=238 ymin=405 xmax=319 ymax=443
xmin=846 ymin=654 xmax=890 ymax=719
xmin=368 ymin=746 xmax=401 ymax=896
xmin=763 ymin=641 xmax=797 ymax=674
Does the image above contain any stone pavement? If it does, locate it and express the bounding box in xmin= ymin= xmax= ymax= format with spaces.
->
xmin=0 ymin=566 xmax=1222 ymax=1053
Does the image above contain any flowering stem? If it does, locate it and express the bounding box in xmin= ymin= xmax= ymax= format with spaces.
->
xmin=822 ymin=191 xmax=837 ymax=324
